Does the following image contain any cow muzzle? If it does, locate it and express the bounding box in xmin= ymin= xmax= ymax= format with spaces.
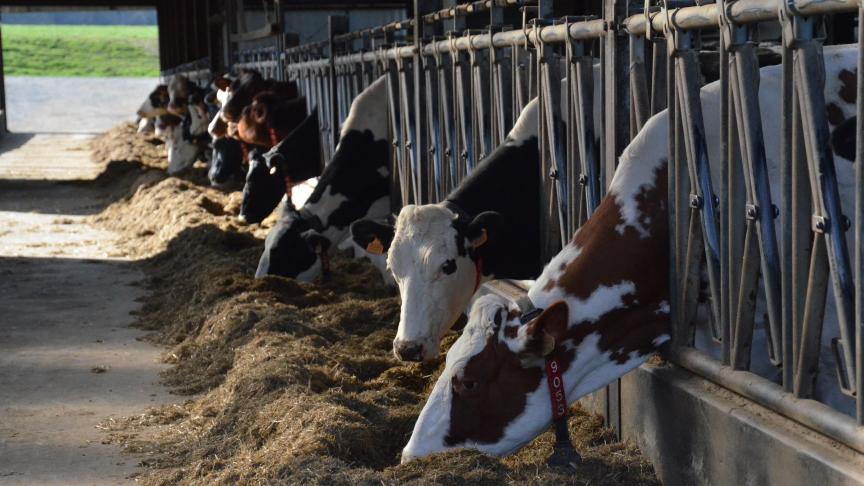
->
xmin=393 ymin=339 xmax=426 ymax=362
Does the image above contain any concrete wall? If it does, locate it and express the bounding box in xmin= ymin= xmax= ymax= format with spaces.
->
xmin=581 ymin=364 xmax=864 ymax=485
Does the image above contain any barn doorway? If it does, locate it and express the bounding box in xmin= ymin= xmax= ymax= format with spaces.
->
xmin=0 ymin=6 xmax=159 ymax=134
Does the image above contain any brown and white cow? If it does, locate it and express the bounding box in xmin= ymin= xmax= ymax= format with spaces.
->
xmin=402 ymin=43 xmax=861 ymax=459
xmin=400 ymin=98 xmax=670 ymax=459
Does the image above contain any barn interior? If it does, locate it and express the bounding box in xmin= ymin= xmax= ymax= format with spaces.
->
xmin=0 ymin=1 xmax=862 ymax=485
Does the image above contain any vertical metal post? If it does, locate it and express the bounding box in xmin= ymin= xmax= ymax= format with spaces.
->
xmin=602 ymin=0 xmax=631 ymax=437
xmin=856 ymin=0 xmax=864 ymax=426
xmin=0 ymin=23 xmax=7 ymax=134
xmin=328 ymin=16 xmax=349 ymax=148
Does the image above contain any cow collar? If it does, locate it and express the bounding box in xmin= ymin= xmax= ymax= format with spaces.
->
xmin=516 ymin=297 xmax=580 ymax=468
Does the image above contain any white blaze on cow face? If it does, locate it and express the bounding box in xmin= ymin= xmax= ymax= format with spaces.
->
xmin=388 ymin=204 xmax=479 ymax=362
xmin=166 ymin=104 xmax=208 ymax=175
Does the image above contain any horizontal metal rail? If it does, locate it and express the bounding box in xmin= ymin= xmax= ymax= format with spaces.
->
xmin=623 ymin=0 xmax=857 ymax=35
xmin=671 ymin=347 xmax=864 ymax=454
xmin=271 ymin=0 xmax=864 ymax=455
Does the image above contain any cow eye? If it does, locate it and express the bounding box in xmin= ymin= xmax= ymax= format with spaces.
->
xmin=442 ymin=259 xmax=457 ymax=275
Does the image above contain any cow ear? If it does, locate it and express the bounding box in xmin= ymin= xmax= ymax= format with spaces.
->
xmin=466 ymin=211 xmax=503 ymax=249
xmin=350 ymin=219 xmax=395 ymax=256
xmin=253 ymin=102 xmax=268 ymax=124
xmin=519 ymin=301 xmax=568 ymax=360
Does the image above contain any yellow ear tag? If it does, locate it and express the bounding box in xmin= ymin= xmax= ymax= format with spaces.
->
xmin=366 ymin=237 xmax=385 ymax=255
xmin=472 ymin=228 xmax=488 ymax=247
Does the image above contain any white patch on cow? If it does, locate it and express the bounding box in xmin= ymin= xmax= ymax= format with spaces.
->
xmin=338 ymin=75 xmax=389 ymax=140
xmin=402 ymin=294 xmax=503 ymax=462
xmin=295 ymin=256 xmax=322 ymax=283
xmin=506 ymin=98 xmax=539 ymax=145
xmin=655 ymin=300 xmax=670 ymax=315
xmin=291 ymin=178 xmax=318 ymax=208
xmin=377 ymin=165 xmax=390 ymax=178
xmin=303 ymin=185 xmax=348 ymax=229
xmin=388 ymin=204 xmax=480 ymax=361
xmin=531 ymin=241 xmax=581 ymax=293
xmin=137 ymin=117 xmax=154 ymax=134
xmin=529 ymin=280 xmax=635 ymax=326
xmin=608 ymin=112 xmax=668 ymax=237
xmin=164 ymin=125 xmax=197 ymax=174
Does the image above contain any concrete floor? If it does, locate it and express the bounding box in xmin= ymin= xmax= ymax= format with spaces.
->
xmin=5 ymin=77 xmax=158 ymax=134
xmin=0 ymin=134 xmax=175 ymax=485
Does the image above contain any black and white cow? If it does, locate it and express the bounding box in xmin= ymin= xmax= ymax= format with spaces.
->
xmin=402 ymin=44 xmax=861 ymax=461
xmin=350 ymin=71 xmax=603 ymax=362
xmin=237 ymin=107 xmax=322 ymax=223
xmin=253 ymin=75 xmax=391 ymax=280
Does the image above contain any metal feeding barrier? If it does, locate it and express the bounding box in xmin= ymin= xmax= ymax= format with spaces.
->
xmin=226 ymin=0 xmax=864 ymax=455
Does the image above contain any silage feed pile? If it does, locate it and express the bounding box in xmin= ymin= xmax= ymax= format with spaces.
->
xmin=91 ymin=123 xmax=660 ymax=485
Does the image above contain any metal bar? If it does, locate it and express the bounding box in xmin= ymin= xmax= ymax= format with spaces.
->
xmin=424 ymin=51 xmax=444 ymax=202
xmin=453 ymin=44 xmax=475 ymax=178
xmin=674 ymin=44 xmax=722 ymax=337
xmin=624 ymin=0 xmax=857 ymax=36
xmin=671 ymin=346 xmax=864 ymax=455
xmin=727 ymin=31 xmax=783 ymax=365
xmin=795 ymin=39 xmax=857 ymax=394
xmin=857 ymin=0 xmax=864 ymax=426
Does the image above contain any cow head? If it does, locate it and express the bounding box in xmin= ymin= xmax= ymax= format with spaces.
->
xmin=207 ymin=76 xmax=234 ymax=138
xmin=387 ymin=204 xmax=502 ymax=362
xmin=137 ymin=84 xmax=170 ymax=118
xmin=348 ymin=219 xmax=396 ymax=285
xmin=239 ymin=150 xmax=283 ymax=224
xmin=237 ymin=93 xmax=307 ymax=148
xmin=255 ymin=211 xmax=328 ymax=282
xmin=167 ymin=74 xmax=194 ymax=116
xmin=402 ymin=295 xmax=569 ymax=461
xmin=209 ymin=137 xmax=245 ymax=188
xmin=165 ymin=102 xmax=208 ymax=175
xmin=221 ymin=70 xmax=299 ymax=123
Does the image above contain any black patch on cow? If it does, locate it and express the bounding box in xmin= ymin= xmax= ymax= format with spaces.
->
xmin=827 ymin=102 xmax=846 ymax=126
xmin=255 ymin=211 xmax=317 ymax=278
xmin=445 ymin=136 xmax=541 ymax=280
xmin=831 ymin=115 xmax=857 ymax=163
xmin=300 ymin=128 xmax=390 ymax=232
xmin=839 ymin=69 xmax=857 ymax=104
xmin=240 ymin=149 xmax=283 ymax=224
xmin=350 ymin=219 xmax=395 ymax=250
xmin=263 ymin=111 xmax=322 ymax=183
xmin=209 ymin=137 xmax=245 ymax=186
xmin=255 ymin=128 xmax=390 ymax=278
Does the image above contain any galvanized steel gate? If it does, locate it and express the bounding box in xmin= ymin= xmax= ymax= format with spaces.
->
xmin=223 ymin=0 xmax=864 ymax=457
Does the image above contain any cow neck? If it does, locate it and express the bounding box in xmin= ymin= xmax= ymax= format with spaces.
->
xmin=517 ymin=297 xmax=580 ymax=467
xmin=444 ymin=137 xmax=541 ymax=280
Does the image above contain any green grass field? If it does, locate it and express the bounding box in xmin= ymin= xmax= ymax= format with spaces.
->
xmin=1 ymin=24 xmax=159 ymax=77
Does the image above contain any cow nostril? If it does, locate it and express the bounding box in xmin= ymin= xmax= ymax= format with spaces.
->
xmin=394 ymin=341 xmax=424 ymax=362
